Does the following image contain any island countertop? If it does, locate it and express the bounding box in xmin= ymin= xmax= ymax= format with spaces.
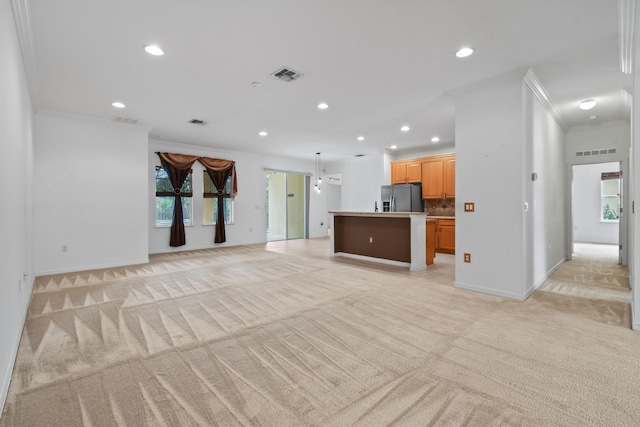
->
xmin=328 ymin=211 xmax=433 ymax=271
xmin=329 ymin=211 xmax=435 ymax=221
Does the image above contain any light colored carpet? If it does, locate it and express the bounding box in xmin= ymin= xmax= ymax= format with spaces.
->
xmin=539 ymin=243 xmax=631 ymax=303
xmin=1 ymin=238 xmax=639 ymax=426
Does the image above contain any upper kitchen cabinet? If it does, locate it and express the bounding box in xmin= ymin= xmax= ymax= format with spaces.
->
xmin=391 ymin=160 xmax=421 ymax=184
xmin=421 ymin=154 xmax=455 ymax=199
xmin=443 ymin=156 xmax=455 ymax=198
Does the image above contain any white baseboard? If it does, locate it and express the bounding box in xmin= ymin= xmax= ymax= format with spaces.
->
xmin=35 ymin=257 xmax=149 ymax=276
xmin=333 ymin=252 xmax=411 ymax=268
xmin=0 ymin=276 xmax=34 ymax=412
xmin=454 ymin=281 xmax=529 ymax=300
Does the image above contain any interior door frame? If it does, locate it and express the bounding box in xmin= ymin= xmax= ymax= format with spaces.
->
xmin=566 ymin=157 xmax=628 ymax=265
xmin=265 ymin=169 xmax=310 ymax=241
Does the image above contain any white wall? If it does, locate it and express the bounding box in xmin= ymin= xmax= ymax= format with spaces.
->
xmin=453 ymin=77 xmax=527 ymax=299
xmin=0 ymin=0 xmax=35 ymax=410
xmin=527 ymin=86 xmax=566 ymax=290
xmin=631 ymin=10 xmax=640 ymax=330
xmin=149 ymin=139 xmax=326 ymax=253
xmin=393 ymin=145 xmax=455 ymax=162
xmin=34 ymin=111 xmax=150 ymax=274
xmin=572 ymin=162 xmax=619 ymax=244
xmin=323 ymin=154 xmax=384 ymax=212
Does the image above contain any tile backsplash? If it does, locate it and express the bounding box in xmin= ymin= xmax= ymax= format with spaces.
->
xmin=425 ymin=198 xmax=455 ymax=216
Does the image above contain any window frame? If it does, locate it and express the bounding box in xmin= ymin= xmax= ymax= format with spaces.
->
xmin=202 ymin=170 xmax=235 ymax=225
xmin=600 ymin=172 xmax=620 ymax=223
xmin=155 ymin=166 xmax=194 ymax=227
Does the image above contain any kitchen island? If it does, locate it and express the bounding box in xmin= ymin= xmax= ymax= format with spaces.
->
xmin=329 ymin=211 xmax=436 ymax=271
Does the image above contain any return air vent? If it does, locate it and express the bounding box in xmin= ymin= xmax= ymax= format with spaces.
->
xmin=111 ymin=116 xmax=138 ymax=125
xmin=188 ymin=119 xmax=207 ymax=125
xmin=270 ymin=67 xmax=303 ymax=82
xmin=574 ymin=148 xmax=617 ymax=157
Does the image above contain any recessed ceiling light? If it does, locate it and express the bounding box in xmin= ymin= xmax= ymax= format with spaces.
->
xmin=357 ymin=136 xmax=365 ymax=141
xmin=431 ymin=136 xmax=440 ymax=142
xmin=579 ymin=99 xmax=596 ymax=110
xmin=259 ymin=131 xmax=268 ymax=136
xmin=401 ymin=125 xmax=410 ymax=132
xmin=456 ymin=47 xmax=474 ymax=58
xmin=144 ymin=45 xmax=165 ymax=56
xmin=111 ymin=102 xmax=125 ymax=108
xmin=317 ymin=102 xmax=329 ymax=110
xmin=251 ymin=81 xmax=262 ymax=87
xmin=390 ymin=145 xmax=398 ymax=150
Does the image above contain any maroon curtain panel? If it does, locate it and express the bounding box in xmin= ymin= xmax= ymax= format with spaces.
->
xmin=198 ymin=157 xmax=237 ymax=243
xmin=157 ymin=153 xmax=199 ymax=247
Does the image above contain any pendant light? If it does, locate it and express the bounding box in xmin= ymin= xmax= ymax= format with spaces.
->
xmin=315 ymin=152 xmax=322 ymax=193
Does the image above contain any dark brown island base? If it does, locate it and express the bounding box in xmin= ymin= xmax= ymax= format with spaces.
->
xmin=329 ymin=211 xmax=436 ymax=271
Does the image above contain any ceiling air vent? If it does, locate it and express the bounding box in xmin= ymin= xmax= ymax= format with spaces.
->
xmin=574 ymin=148 xmax=616 ymax=157
xmin=111 ymin=116 xmax=138 ymax=125
xmin=270 ymin=67 xmax=303 ymax=82
xmin=354 ymin=154 xmax=365 ymax=157
xmin=188 ymin=119 xmax=207 ymax=125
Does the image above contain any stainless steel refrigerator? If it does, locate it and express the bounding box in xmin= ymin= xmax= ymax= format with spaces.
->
xmin=381 ymin=183 xmax=424 ymax=212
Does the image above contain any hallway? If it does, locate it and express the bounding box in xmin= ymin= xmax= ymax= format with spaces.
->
xmin=538 ymin=243 xmax=631 ymax=303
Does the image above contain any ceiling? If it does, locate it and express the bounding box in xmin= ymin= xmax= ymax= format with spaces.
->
xmin=23 ymin=0 xmax=630 ymax=163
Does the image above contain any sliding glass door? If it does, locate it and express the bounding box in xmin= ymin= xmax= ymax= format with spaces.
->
xmin=266 ymin=171 xmax=308 ymax=241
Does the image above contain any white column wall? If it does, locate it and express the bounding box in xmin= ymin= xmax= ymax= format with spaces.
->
xmin=34 ymin=111 xmax=150 ymax=274
xmin=453 ymin=79 xmax=526 ymax=299
xmin=0 ymin=0 xmax=35 ymax=409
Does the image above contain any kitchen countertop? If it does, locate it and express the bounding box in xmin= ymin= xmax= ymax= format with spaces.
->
xmin=428 ymin=215 xmax=455 ymax=219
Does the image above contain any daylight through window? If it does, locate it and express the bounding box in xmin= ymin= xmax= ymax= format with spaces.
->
xmin=155 ymin=167 xmax=193 ymax=226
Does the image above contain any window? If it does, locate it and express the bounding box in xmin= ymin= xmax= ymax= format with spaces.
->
xmin=601 ymin=172 xmax=620 ymax=222
xmin=155 ymin=167 xmax=192 ymax=226
xmin=203 ymin=171 xmax=234 ymax=224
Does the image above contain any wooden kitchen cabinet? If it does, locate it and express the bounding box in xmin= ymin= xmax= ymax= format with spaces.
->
xmin=391 ymin=160 xmax=422 ymax=184
xmin=421 ymin=155 xmax=455 ymax=199
xmin=436 ymin=218 xmax=455 ymax=254
xmin=426 ymin=219 xmax=436 ymax=265
xmin=443 ymin=156 xmax=455 ymax=198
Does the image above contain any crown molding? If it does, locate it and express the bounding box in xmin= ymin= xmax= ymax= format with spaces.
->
xmin=523 ymin=68 xmax=568 ymax=131
xmin=10 ymin=0 xmax=40 ymax=110
xmin=619 ymin=0 xmax=637 ymax=74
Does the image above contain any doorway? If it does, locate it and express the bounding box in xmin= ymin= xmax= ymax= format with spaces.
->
xmin=571 ymin=162 xmax=621 ymax=262
xmin=266 ymin=171 xmax=309 ymax=241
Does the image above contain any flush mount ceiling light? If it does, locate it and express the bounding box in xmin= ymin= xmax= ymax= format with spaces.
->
xmin=251 ymin=81 xmax=262 ymax=87
xmin=258 ymin=131 xmax=268 ymax=136
xmin=431 ymin=136 xmax=440 ymax=142
xmin=144 ymin=45 xmax=165 ymax=56
xmin=317 ymin=102 xmax=329 ymax=110
xmin=400 ymin=125 xmax=410 ymax=132
xmin=579 ymin=99 xmax=596 ymax=110
xmin=111 ymin=102 xmax=125 ymax=108
xmin=456 ymin=47 xmax=474 ymax=58
xmin=357 ymin=136 xmax=365 ymax=141
xmin=390 ymin=145 xmax=398 ymax=150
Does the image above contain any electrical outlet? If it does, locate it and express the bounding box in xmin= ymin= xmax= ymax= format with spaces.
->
xmin=464 ymin=253 xmax=471 ymax=263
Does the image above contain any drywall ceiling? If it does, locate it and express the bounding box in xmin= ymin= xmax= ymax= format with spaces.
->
xmin=23 ymin=0 xmax=630 ymax=162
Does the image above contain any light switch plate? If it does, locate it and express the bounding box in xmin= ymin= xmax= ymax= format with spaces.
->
xmin=464 ymin=202 xmax=475 ymax=212
xmin=464 ymin=253 xmax=471 ymax=263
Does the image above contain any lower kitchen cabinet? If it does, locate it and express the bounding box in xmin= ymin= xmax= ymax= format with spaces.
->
xmin=436 ymin=218 xmax=455 ymax=254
